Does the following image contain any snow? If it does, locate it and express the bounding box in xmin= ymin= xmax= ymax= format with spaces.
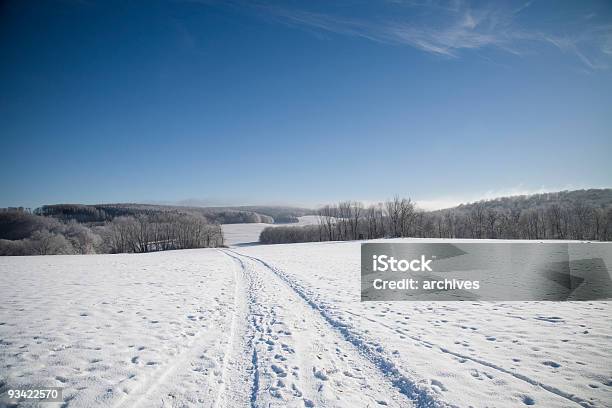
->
xmin=236 ymin=240 xmax=612 ymax=407
xmin=0 ymin=250 xmax=237 ymax=407
xmin=1 ymin=237 xmax=611 ymax=407
xmin=221 ymin=215 xmax=319 ymax=246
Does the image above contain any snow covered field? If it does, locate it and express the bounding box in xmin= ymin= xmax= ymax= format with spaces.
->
xmin=1 ymin=237 xmax=611 ymax=407
xmin=221 ymin=215 xmax=319 ymax=246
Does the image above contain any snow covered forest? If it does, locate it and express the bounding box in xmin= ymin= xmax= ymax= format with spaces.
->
xmin=0 ymin=204 xmax=311 ymax=255
xmin=260 ymin=189 xmax=612 ymax=244
xmin=2 ymin=189 xmax=611 ymax=255
xmin=0 ymin=210 xmax=224 ymax=255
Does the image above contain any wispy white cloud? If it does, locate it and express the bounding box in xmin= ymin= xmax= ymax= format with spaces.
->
xmin=512 ymin=1 xmax=534 ymax=16
xmin=602 ymin=33 xmax=612 ymax=55
xmin=238 ymin=0 xmax=612 ymax=70
xmin=254 ymin=1 xmax=510 ymax=57
xmin=538 ymin=24 xmax=612 ymax=71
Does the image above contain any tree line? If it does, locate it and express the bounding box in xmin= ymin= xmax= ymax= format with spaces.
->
xmin=36 ymin=203 xmax=275 ymax=224
xmin=259 ymin=194 xmax=612 ymax=244
xmin=0 ymin=209 xmax=223 ymax=256
xmin=103 ymin=213 xmax=223 ymax=253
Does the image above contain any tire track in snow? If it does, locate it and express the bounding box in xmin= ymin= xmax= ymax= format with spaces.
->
xmin=225 ymin=249 xmax=445 ymax=408
xmin=214 ymin=251 xmax=254 ymax=408
xmin=112 ymin=254 xmax=247 ymax=408
xmin=223 ymin=249 xmax=414 ymax=407
xmin=112 ymin=305 xmax=229 ymax=408
xmin=231 ymin=248 xmax=593 ymax=408
xmin=219 ymin=250 xmax=260 ymax=408
xmin=225 ymin=249 xmax=310 ymax=407
xmin=343 ymin=310 xmax=595 ymax=408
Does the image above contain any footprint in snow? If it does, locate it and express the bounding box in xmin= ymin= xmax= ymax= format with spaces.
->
xmin=269 ymin=387 xmax=283 ymax=399
xmin=431 ymin=379 xmax=447 ymax=392
xmin=281 ymin=343 xmax=295 ymax=353
xmin=521 ymin=395 xmax=535 ymax=405
xmin=291 ymin=384 xmax=302 ymax=397
xmin=313 ymin=368 xmax=329 ymax=381
xmin=271 ymin=364 xmax=287 ymax=377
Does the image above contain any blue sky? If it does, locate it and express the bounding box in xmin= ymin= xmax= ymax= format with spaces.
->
xmin=1 ymin=0 xmax=611 ymax=209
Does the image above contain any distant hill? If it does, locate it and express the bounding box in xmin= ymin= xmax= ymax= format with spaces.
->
xmin=197 ymin=206 xmax=314 ymax=223
xmin=437 ymin=189 xmax=612 ymax=214
xmin=34 ymin=203 xmax=314 ymax=225
xmin=260 ymin=188 xmax=612 ymax=243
